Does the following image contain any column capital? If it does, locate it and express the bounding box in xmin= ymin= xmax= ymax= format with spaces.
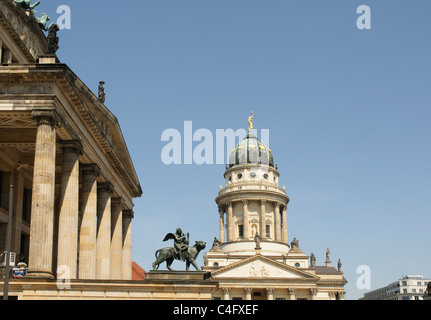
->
xmin=81 ymin=164 xmax=101 ymax=177
xmin=265 ymin=288 xmax=274 ymax=295
xmin=123 ymin=209 xmax=134 ymax=220
xmin=310 ymin=288 xmax=318 ymax=296
xmin=60 ymin=140 xmax=83 ymax=155
xmin=244 ymin=288 xmax=253 ymax=295
xmin=241 ymin=199 xmax=248 ymax=205
xmin=222 ymin=288 xmax=231 ymax=295
xmin=98 ymin=182 xmax=113 ymax=194
xmin=273 ymin=202 xmax=281 ymax=208
xmin=288 ymin=288 xmax=297 ymax=295
xmin=111 ymin=197 xmax=125 ymax=208
xmin=32 ymin=109 xmax=60 ymax=127
xmin=260 ymin=199 xmax=267 ymax=205
xmin=218 ymin=205 xmax=225 ymax=213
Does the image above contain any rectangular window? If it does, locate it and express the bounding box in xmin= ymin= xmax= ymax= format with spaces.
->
xmin=238 ymin=225 xmax=244 ymax=239
xmin=266 ymin=225 xmax=270 ymax=238
xmin=232 ymin=297 xmax=243 ymax=300
xmin=403 ymin=289 xmax=408 ymax=293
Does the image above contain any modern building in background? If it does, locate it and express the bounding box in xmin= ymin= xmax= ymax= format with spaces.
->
xmin=360 ymin=275 xmax=431 ymax=300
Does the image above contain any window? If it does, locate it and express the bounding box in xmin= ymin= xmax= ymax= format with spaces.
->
xmin=263 ymin=174 xmax=269 ymax=179
xmin=213 ymin=297 xmax=221 ymax=300
xmin=266 ymin=225 xmax=270 ymax=238
xmin=275 ymin=298 xmax=286 ymax=300
xmin=403 ymin=289 xmax=408 ymax=293
xmin=232 ymin=297 xmax=243 ymax=300
xmin=250 ymin=172 xmax=256 ymax=178
xmin=238 ymin=225 xmax=244 ymax=239
xmin=402 ymin=281 xmax=407 ymax=286
xmin=418 ymin=282 xmax=422 ymax=286
xmin=237 ymin=173 xmax=243 ymax=179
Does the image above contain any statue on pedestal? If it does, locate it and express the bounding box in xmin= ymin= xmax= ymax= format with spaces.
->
xmin=152 ymin=228 xmax=206 ymax=272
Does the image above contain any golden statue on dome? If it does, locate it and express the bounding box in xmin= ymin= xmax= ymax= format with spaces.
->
xmin=248 ymin=111 xmax=254 ymax=132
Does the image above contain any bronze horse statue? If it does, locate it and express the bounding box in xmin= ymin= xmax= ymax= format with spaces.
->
xmin=152 ymin=240 xmax=206 ymax=271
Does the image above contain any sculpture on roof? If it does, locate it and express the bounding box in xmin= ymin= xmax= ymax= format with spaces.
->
xmin=338 ymin=259 xmax=342 ymax=273
xmin=291 ymin=237 xmax=299 ymax=250
xmin=14 ymin=0 xmax=40 ymax=12
xmin=35 ymin=13 xmax=55 ymax=32
xmin=45 ymin=24 xmax=59 ymax=54
xmin=98 ymin=81 xmax=106 ymax=103
xmin=152 ymin=228 xmax=206 ymax=271
xmin=310 ymin=253 xmax=316 ymax=268
xmin=248 ymin=111 xmax=254 ymax=132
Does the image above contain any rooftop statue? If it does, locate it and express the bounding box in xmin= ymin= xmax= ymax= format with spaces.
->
xmin=14 ymin=0 xmax=40 ymax=12
xmin=45 ymin=24 xmax=59 ymax=54
xmin=152 ymin=228 xmax=206 ymax=271
xmin=248 ymin=111 xmax=254 ymax=132
xmin=35 ymin=13 xmax=55 ymax=32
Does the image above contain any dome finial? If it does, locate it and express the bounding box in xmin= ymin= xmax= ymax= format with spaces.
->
xmin=248 ymin=111 xmax=254 ymax=133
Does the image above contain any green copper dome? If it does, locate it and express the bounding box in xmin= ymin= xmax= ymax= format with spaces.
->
xmin=228 ymin=133 xmax=274 ymax=168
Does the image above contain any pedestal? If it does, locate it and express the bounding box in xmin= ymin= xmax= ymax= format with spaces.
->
xmin=146 ymin=271 xmax=212 ymax=281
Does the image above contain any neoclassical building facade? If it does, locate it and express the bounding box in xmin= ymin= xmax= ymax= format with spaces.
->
xmin=0 ymin=0 xmax=142 ymax=281
xmin=203 ymin=129 xmax=348 ymax=300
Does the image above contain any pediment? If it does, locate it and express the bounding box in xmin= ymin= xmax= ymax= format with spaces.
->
xmin=211 ymin=255 xmax=319 ymax=280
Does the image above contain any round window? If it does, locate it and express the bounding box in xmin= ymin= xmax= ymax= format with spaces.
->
xmin=250 ymin=172 xmax=256 ymax=178
xmin=237 ymin=173 xmax=243 ymax=179
xmin=263 ymin=174 xmax=269 ymax=179
xmin=295 ymin=263 xmax=300 ymax=268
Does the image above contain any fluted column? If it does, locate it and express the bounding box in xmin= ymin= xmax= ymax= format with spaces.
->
xmin=218 ymin=206 xmax=225 ymax=243
xmin=96 ymin=182 xmax=113 ymax=279
xmin=274 ymin=202 xmax=281 ymax=242
xmin=57 ymin=141 xmax=82 ymax=280
xmin=78 ymin=164 xmax=100 ymax=279
xmin=227 ymin=202 xmax=233 ymax=241
xmin=282 ymin=206 xmax=288 ymax=244
xmin=242 ymin=199 xmax=249 ymax=240
xmin=122 ymin=210 xmax=133 ymax=280
xmin=28 ymin=110 xmax=58 ymax=279
xmin=260 ymin=200 xmax=266 ymax=239
xmin=110 ymin=197 xmax=123 ymax=280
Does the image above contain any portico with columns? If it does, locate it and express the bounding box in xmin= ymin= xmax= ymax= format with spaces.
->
xmin=0 ymin=6 xmax=142 ymax=279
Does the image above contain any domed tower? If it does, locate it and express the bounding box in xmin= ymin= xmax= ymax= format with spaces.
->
xmin=211 ymin=114 xmax=290 ymax=258
xmin=203 ymin=114 xmax=348 ymax=301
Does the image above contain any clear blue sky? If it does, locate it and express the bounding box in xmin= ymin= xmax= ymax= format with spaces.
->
xmin=42 ymin=0 xmax=431 ymax=299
